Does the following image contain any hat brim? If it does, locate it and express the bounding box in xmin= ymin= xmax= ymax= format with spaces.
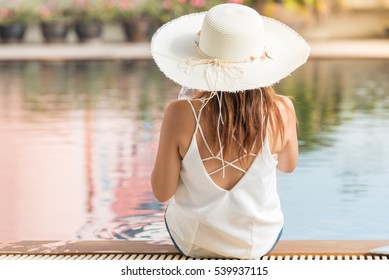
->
xmin=151 ymin=12 xmax=310 ymax=92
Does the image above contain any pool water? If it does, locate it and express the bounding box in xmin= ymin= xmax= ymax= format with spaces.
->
xmin=0 ymin=60 xmax=388 ymax=241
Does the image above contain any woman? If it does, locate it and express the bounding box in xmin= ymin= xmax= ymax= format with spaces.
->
xmin=150 ymin=3 xmax=310 ymax=259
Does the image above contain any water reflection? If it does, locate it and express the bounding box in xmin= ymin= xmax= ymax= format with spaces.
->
xmin=276 ymin=60 xmax=389 ymax=152
xmin=0 ymin=60 xmax=388 ymax=240
xmin=275 ymin=60 xmax=389 ymax=239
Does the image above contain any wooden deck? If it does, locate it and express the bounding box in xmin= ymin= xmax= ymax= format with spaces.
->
xmin=1 ymin=240 xmax=388 ymax=260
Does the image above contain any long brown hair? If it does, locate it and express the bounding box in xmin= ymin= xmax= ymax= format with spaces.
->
xmin=195 ymin=87 xmax=288 ymax=158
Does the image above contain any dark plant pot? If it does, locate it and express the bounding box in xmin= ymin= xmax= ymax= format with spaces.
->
xmin=40 ymin=22 xmax=70 ymax=43
xmin=74 ymin=21 xmax=103 ymax=43
xmin=0 ymin=23 xmax=27 ymax=43
xmin=121 ymin=18 xmax=159 ymax=42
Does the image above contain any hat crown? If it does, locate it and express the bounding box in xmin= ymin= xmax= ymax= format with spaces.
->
xmin=199 ymin=4 xmax=265 ymax=61
xmin=151 ymin=3 xmax=311 ymax=92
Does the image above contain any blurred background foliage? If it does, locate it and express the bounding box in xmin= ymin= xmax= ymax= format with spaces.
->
xmin=0 ymin=0 xmax=348 ymax=25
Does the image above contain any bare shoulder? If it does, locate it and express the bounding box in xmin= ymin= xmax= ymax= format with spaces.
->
xmin=165 ymin=99 xmax=190 ymax=115
xmin=164 ymin=99 xmax=203 ymax=118
xmin=276 ymin=95 xmax=296 ymax=122
xmin=163 ymin=99 xmax=191 ymax=123
xmin=277 ymin=95 xmax=296 ymax=112
xmin=162 ymin=99 xmax=197 ymax=135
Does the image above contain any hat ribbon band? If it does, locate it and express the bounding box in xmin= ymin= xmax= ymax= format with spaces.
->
xmin=186 ymin=58 xmax=244 ymax=89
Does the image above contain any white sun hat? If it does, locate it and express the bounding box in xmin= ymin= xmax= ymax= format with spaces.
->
xmin=151 ymin=3 xmax=310 ymax=92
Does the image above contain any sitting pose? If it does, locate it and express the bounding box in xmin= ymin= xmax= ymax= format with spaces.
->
xmin=151 ymin=3 xmax=310 ymax=259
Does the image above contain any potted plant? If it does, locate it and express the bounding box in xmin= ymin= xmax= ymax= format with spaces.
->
xmin=160 ymin=0 xmax=248 ymax=23
xmin=112 ymin=0 xmax=162 ymax=42
xmin=0 ymin=3 xmax=33 ymax=43
xmin=252 ymin=0 xmax=345 ymax=28
xmin=71 ymin=0 xmax=110 ymax=43
xmin=37 ymin=1 xmax=73 ymax=43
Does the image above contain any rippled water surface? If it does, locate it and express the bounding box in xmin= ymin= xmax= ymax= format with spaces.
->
xmin=0 ymin=60 xmax=388 ymax=241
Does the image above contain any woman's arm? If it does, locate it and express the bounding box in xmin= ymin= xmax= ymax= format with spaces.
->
xmin=151 ymin=101 xmax=185 ymax=202
xmin=276 ymin=96 xmax=298 ymax=173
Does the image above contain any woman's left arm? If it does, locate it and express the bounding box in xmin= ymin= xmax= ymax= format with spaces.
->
xmin=151 ymin=101 xmax=183 ymax=202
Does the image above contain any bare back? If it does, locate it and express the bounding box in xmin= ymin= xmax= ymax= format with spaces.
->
xmin=151 ymin=94 xmax=298 ymax=201
xmin=176 ymin=96 xmax=297 ymax=190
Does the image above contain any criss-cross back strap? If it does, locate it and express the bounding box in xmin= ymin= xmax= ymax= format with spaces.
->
xmin=187 ymin=100 xmax=217 ymax=158
xmin=187 ymin=100 xmax=258 ymax=176
xmin=203 ymin=153 xmax=247 ymax=175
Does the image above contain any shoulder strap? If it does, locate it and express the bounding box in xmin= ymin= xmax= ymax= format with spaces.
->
xmin=187 ymin=100 xmax=216 ymax=158
xmin=187 ymin=100 xmax=201 ymax=133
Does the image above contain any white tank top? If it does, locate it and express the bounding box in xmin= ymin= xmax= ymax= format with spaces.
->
xmin=165 ymin=100 xmax=283 ymax=259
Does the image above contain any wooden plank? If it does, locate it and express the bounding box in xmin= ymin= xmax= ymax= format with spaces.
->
xmin=0 ymin=240 xmax=176 ymax=255
xmin=269 ymin=240 xmax=389 ymax=256
xmin=0 ymin=240 xmax=388 ymax=256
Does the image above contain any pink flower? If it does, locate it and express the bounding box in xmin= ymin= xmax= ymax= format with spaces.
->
xmin=105 ymin=0 xmax=116 ymax=8
xmin=119 ymin=0 xmax=129 ymax=9
xmin=190 ymin=0 xmax=206 ymax=8
xmin=228 ymin=0 xmax=244 ymax=3
xmin=178 ymin=0 xmax=187 ymax=4
xmin=163 ymin=0 xmax=173 ymax=10
xmin=0 ymin=8 xmax=10 ymax=19
xmin=40 ymin=7 xmax=52 ymax=18
xmin=75 ymin=0 xmax=87 ymax=8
